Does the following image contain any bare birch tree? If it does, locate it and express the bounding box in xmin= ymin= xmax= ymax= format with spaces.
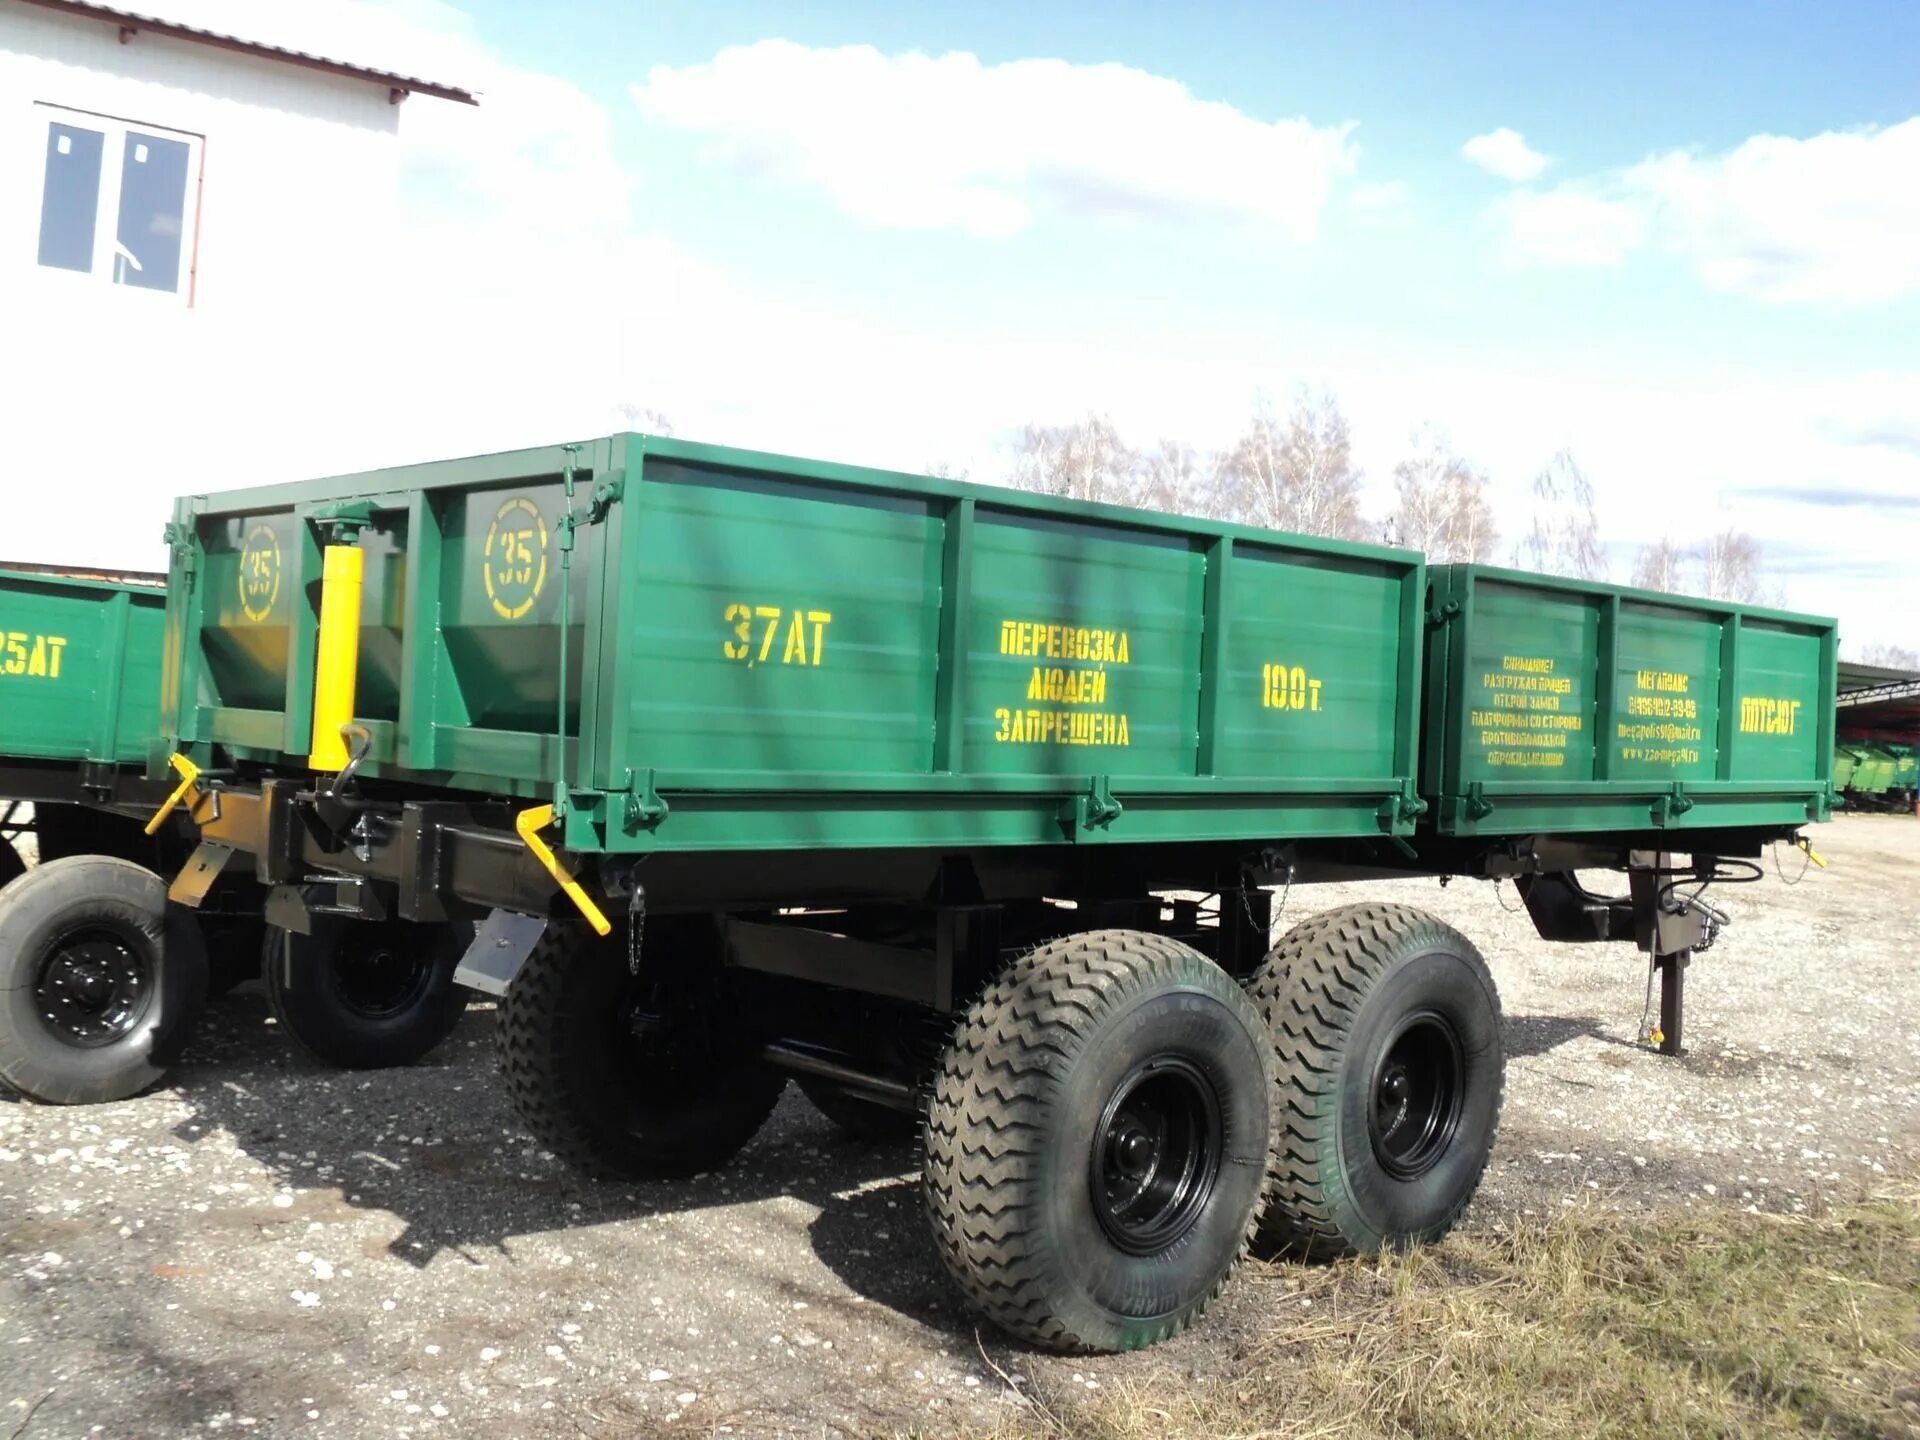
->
xmin=1860 ymin=642 xmax=1920 ymax=668
xmin=1632 ymin=537 xmax=1687 ymax=592
xmin=1634 ymin=529 xmax=1782 ymax=604
xmin=1136 ymin=439 xmax=1219 ymax=518
xmin=1008 ymin=413 xmax=1140 ymax=506
xmin=1695 ymin=527 xmax=1769 ymax=603
xmin=1217 ymin=389 xmax=1366 ymax=540
xmin=1385 ymin=428 xmax=1497 ymax=561
xmin=1517 ymin=449 xmax=1607 ymax=579
xmin=615 ymin=403 xmax=674 ymax=436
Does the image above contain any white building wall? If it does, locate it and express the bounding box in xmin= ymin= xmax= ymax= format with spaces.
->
xmin=1 ymin=3 xmax=404 ymax=569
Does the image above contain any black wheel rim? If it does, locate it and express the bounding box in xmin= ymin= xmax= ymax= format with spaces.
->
xmin=1369 ymin=1010 xmax=1466 ymax=1180
xmin=35 ymin=928 xmax=153 ymax=1047
xmin=1089 ymin=1056 xmax=1223 ymax=1256
xmin=328 ymin=930 xmax=433 ymax=1019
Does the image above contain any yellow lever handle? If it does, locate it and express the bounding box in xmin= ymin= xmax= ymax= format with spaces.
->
xmin=515 ymin=804 xmax=612 ymax=937
xmin=144 ymin=753 xmax=201 ymax=837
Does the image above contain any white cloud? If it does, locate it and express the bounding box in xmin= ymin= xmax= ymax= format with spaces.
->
xmin=1490 ymin=186 xmax=1648 ymax=266
xmin=1462 ymin=127 xmax=1550 ymax=181
xmin=1491 ymin=117 xmax=1920 ymax=304
xmin=630 ymin=41 xmax=1358 ymax=240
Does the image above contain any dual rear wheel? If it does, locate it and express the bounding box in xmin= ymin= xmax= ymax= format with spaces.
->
xmin=501 ymin=903 xmax=1504 ymax=1353
xmin=263 ymin=919 xmax=470 ymax=1070
xmin=923 ymin=906 xmax=1504 ymax=1349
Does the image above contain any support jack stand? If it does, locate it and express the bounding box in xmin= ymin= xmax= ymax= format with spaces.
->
xmin=1652 ymin=948 xmax=1688 ymax=1057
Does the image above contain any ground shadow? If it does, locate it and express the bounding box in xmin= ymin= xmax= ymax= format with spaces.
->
xmin=806 ymin=1172 xmax=974 ymax=1334
xmin=155 ymin=985 xmax=915 ymax=1272
xmin=14 ymin=984 xmax=1809 ymax=1362
xmin=1504 ymin=1013 xmax=1615 ymax=1058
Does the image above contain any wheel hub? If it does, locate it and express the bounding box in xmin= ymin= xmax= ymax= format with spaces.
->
xmin=1368 ymin=1011 xmax=1466 ymax=1181
xmin=1111 ymin=1123 xmax=1156 ymax=1174
xmin=36 ymin=932 xmax=151 ymax=1047
xmin=329 ymin=934 xmax=433 ymax=1019
xmin=1089 ymin=1057 xmax=1223 ymax=1256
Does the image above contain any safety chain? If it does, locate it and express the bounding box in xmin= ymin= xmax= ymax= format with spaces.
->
xmin=627 ymin=875 xmax=647 ymax=977
xmin=1238 ymin=861 xmax=1295 ymax=944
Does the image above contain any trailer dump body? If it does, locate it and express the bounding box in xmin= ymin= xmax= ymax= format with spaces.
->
xmin=1425 ymin=565 xmax=1834 ymax=837
xmin=161 ymin=435 xmax=1835 ymax=858
xmin=164 ymin=434 xmax=1430 ymax=851
xmin=0 ymin=567 xmax=165 ymax=769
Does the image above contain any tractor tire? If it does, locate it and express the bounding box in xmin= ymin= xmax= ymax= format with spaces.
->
xmin=924 ymin=929 xmax=1275 ymax=1353
xmin=265 ymin=919 xmax=469 ymax=1068
xmin=799 ymin=1075 xmax=919 ymax=1144
xmin=1246 ymin=903 xmax=1504 ymax=1259
xmin=0 ymin=855 xmax=208 ymax=1104
xmin=497 ymin=924 xmax=784 ymax=1180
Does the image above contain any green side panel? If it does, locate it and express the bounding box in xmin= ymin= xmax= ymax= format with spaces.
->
xmin=0 ymin=570 xmax=165 ymax=766
xmin=1216 ymin=547 xmax=1403 ymax=781
xmin=198 ymin=511 xmax=298 ymax=712
xmin=191 ymin=506 xmax=409 ymax=760
xmin=1727 ymin=623 xmax=1820 ymax=782
xmin=1849 ymin=746 xmax=1896 ymax=795
xmin=1453 ymin=580 xmax=1599 ymax=785
xmin=439 ymin=480 xmax=592 ymax=735
xmin=1428 ymin=565 xmax=1835 ymax=836
xmin=1891 ymin=744 xmax=1918 ymax=787
xmin=1611 ymin=604 xmax=1719 ymax=782
xmin=960 ymin=512 xmax=1201 ymax=776
xmin=1831 ymin=747 xmax=1857 ymax=790
xmin=623 ymin=463 xmax=942 ymax=775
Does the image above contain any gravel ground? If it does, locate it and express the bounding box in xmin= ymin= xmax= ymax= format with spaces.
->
xmin=3 ymin=814 xmax=1917 ymax=1438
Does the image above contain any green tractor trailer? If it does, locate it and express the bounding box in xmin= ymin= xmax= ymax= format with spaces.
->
xmin=1896 ymin=742 xmax=1920 ymax=799
xmin=6 ymin=434 xmax=1838 ymax=1351
xmin=1835 ymin=741 xmax=1917 ymax=808
xmin=1831 ymin=744 xmax=1859 ymax=793
xmin=0 ymin=567 xmax=468 ymax=1102
xmin=0 ymin=567 xmax=215 ymax=1104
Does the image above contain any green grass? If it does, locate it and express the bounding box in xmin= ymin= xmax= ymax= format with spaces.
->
xmin=972 ymin=1188 xmax=1920 ymax=1440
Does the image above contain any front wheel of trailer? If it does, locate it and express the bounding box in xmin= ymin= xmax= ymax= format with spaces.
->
xmin=0 ymin=855 xmax=208 ymax=1104
xmin=497 ymin=922 xmax=785 ymax=1180
xmin=265 ymin=919 xmax=470 ymax=1069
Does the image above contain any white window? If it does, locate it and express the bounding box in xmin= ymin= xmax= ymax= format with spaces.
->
xmin=33 ymin=103 xmax=202 ymax=299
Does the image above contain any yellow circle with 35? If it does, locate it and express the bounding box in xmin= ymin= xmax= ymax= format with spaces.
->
xmin=237 ymin=524 xmax=281 ymax=623
xmin=483 ymin=496 xmax=549 ymax=621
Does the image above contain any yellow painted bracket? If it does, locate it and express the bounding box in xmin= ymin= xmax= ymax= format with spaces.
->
xmin=515 ymin=804 xmax=612 ymax=937
xmin=144 ymin=753 xmax=201 ymax=836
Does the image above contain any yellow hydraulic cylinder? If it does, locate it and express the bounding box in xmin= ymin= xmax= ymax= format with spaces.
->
xmin=308 ymin=543 xmax=364 ymax=771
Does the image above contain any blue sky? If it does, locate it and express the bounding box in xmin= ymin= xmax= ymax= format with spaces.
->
xmin=454 ymin=0 xmax=1917 ymax=376
xmin=163 ymin=0 xmax=1920 ymax=649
